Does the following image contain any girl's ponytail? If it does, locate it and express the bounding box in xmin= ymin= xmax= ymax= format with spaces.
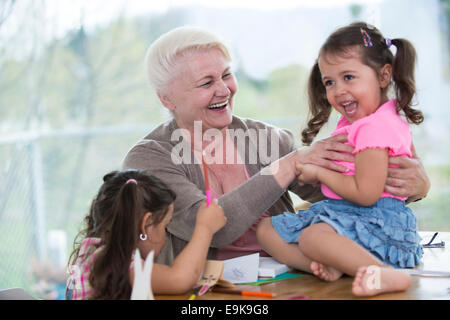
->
xmin=302 ymin=61 xmax=332 ymax=145
xmin=391 ymin=38 xmax=424 ymax=124
xmin=90 ymin=181 xmax=140 ymax=299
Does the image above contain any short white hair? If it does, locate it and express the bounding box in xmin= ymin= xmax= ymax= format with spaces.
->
xmin=145 ymin=26 xmax=232 ymax=93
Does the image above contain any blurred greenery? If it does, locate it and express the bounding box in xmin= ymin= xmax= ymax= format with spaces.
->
xmin=0 ymin=3 xmax=449 ymax=298
xmin=441 ymin=0 xmax=450 ymax=78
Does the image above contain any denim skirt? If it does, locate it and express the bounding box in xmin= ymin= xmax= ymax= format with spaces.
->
xmin=271 ymin=197 xmax=423 ymax=268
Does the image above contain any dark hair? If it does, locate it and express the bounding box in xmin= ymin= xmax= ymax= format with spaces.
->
xmin=302 ymin=21 xmax=424 ymax=145
xmin=68 ymin=169 xmax=176 ymax=299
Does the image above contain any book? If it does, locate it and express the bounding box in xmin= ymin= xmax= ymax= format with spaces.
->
xmin=258 ymin=256 xmax=290 ymax=278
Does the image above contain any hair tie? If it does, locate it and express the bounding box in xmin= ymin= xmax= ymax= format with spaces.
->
xmin=360 ymin=28 xmax=373 ymax=47
xmin=125 ymin=178 xmax=138 ymax=185
xmin=385 ymin=38 xmax=392 ymax=48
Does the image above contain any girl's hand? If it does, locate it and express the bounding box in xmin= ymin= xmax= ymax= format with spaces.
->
xmin=196 ymin=199 xmax=227 ymax=234
xmin=296 ymin=134 xmax=354 ymax=173
xmin=385 ymin=144 xmax=430 ymax=202
xmin=296 ymin=162 xmax=321 ymax=186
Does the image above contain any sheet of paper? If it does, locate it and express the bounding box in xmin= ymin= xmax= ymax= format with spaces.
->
xmin=403 ymin=269 xmax=450 ymax=277
xmin=258 ymin=256 xmax=290 ymax=278
xmin=222 ymin=253 xmax=259 ymax=284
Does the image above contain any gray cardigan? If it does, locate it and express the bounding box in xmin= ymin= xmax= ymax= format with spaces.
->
xmin=123 ymin=116 xmax=324 ymax=265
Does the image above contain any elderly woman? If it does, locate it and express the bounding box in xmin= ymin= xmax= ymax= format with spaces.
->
xmin=123 ymin=26 xmax=429 ymax=265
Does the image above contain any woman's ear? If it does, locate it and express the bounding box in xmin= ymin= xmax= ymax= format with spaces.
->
xmin=157 ymin=91 xmax=176 ymax=111
xmin=379 ymin=64 xmax=393 ymax=89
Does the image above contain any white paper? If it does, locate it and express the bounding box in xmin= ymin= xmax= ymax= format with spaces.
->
xmin=258 ymin=256 xmax=290 ymax=278
xmin=403 ymin=269 xmax=450 ymax=277
xmin=222 ymin=253 xmax=260 ymax=284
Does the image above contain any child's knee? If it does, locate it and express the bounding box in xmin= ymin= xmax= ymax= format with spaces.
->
xmin=256 ymin=217 xmax=272 ymax=241
xmin=298 ymin=225 xmax=317 ymax=253
xmin=299 ymin=223 xmax=334 ymax=253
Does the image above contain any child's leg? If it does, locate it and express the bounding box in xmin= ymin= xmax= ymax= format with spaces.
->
xmin=298 ymin=222 xmax=384 ymax=277
xmin=299 ymin=222 xmax=411 ymax=296
xmin=256 ymin=218 xmax=313 ymax=273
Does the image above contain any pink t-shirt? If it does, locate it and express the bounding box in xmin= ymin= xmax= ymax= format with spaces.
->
xmin=215 ymin=166 xmax=270 ymax=260
xmin=321 ymin=99 xmax=412 ymax=201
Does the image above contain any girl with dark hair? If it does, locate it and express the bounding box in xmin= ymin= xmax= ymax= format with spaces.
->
xmin=257 ymin=22 xmax=424 ymax=297
xmin=66 ymin=169 xmax=226 ymax=299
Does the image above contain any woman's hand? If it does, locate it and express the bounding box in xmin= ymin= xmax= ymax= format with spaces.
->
xmin=296 ymin=134 xmax=354 ymax=173
xmin=385 ymin=144 xmax=430 ymax=202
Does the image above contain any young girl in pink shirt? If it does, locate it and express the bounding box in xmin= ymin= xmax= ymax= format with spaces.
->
xmin=257 ymin=22 xmax=424 ymax=297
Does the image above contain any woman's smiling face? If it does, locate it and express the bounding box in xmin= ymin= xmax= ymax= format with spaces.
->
xmin=159 ymin=48 xmax=238 ymax=132
xmin=319 ymin=47 xmax=391 ymax=123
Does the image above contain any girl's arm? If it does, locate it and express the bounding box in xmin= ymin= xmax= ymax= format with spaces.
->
xmin=149 ymin=201 xmax=226 ymax=295
xmin=298 ymin=148 xmax=389 ymax=207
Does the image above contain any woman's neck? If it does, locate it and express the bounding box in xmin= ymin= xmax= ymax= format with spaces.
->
xmin=175 ymin=119 xmax=229 ymax=156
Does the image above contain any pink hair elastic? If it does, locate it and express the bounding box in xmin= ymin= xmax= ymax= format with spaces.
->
xmin=125 ymin=178 xmax=138 ymax=185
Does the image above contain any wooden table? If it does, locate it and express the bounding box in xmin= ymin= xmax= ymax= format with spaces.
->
xmin=156 ymin=231 xmax=450 ymax=300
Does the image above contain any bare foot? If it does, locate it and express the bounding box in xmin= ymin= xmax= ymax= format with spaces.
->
xmin=310 ymin=261 xmax=343 ymax=282
xmin=352 ymin=265 xmax=411 ymax=297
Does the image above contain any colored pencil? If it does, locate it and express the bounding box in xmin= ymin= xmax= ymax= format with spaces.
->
xmin=211 ymin=288 xmax=275 ymax=298
xmin=202 ymin=151 xmax=211 ymax=206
